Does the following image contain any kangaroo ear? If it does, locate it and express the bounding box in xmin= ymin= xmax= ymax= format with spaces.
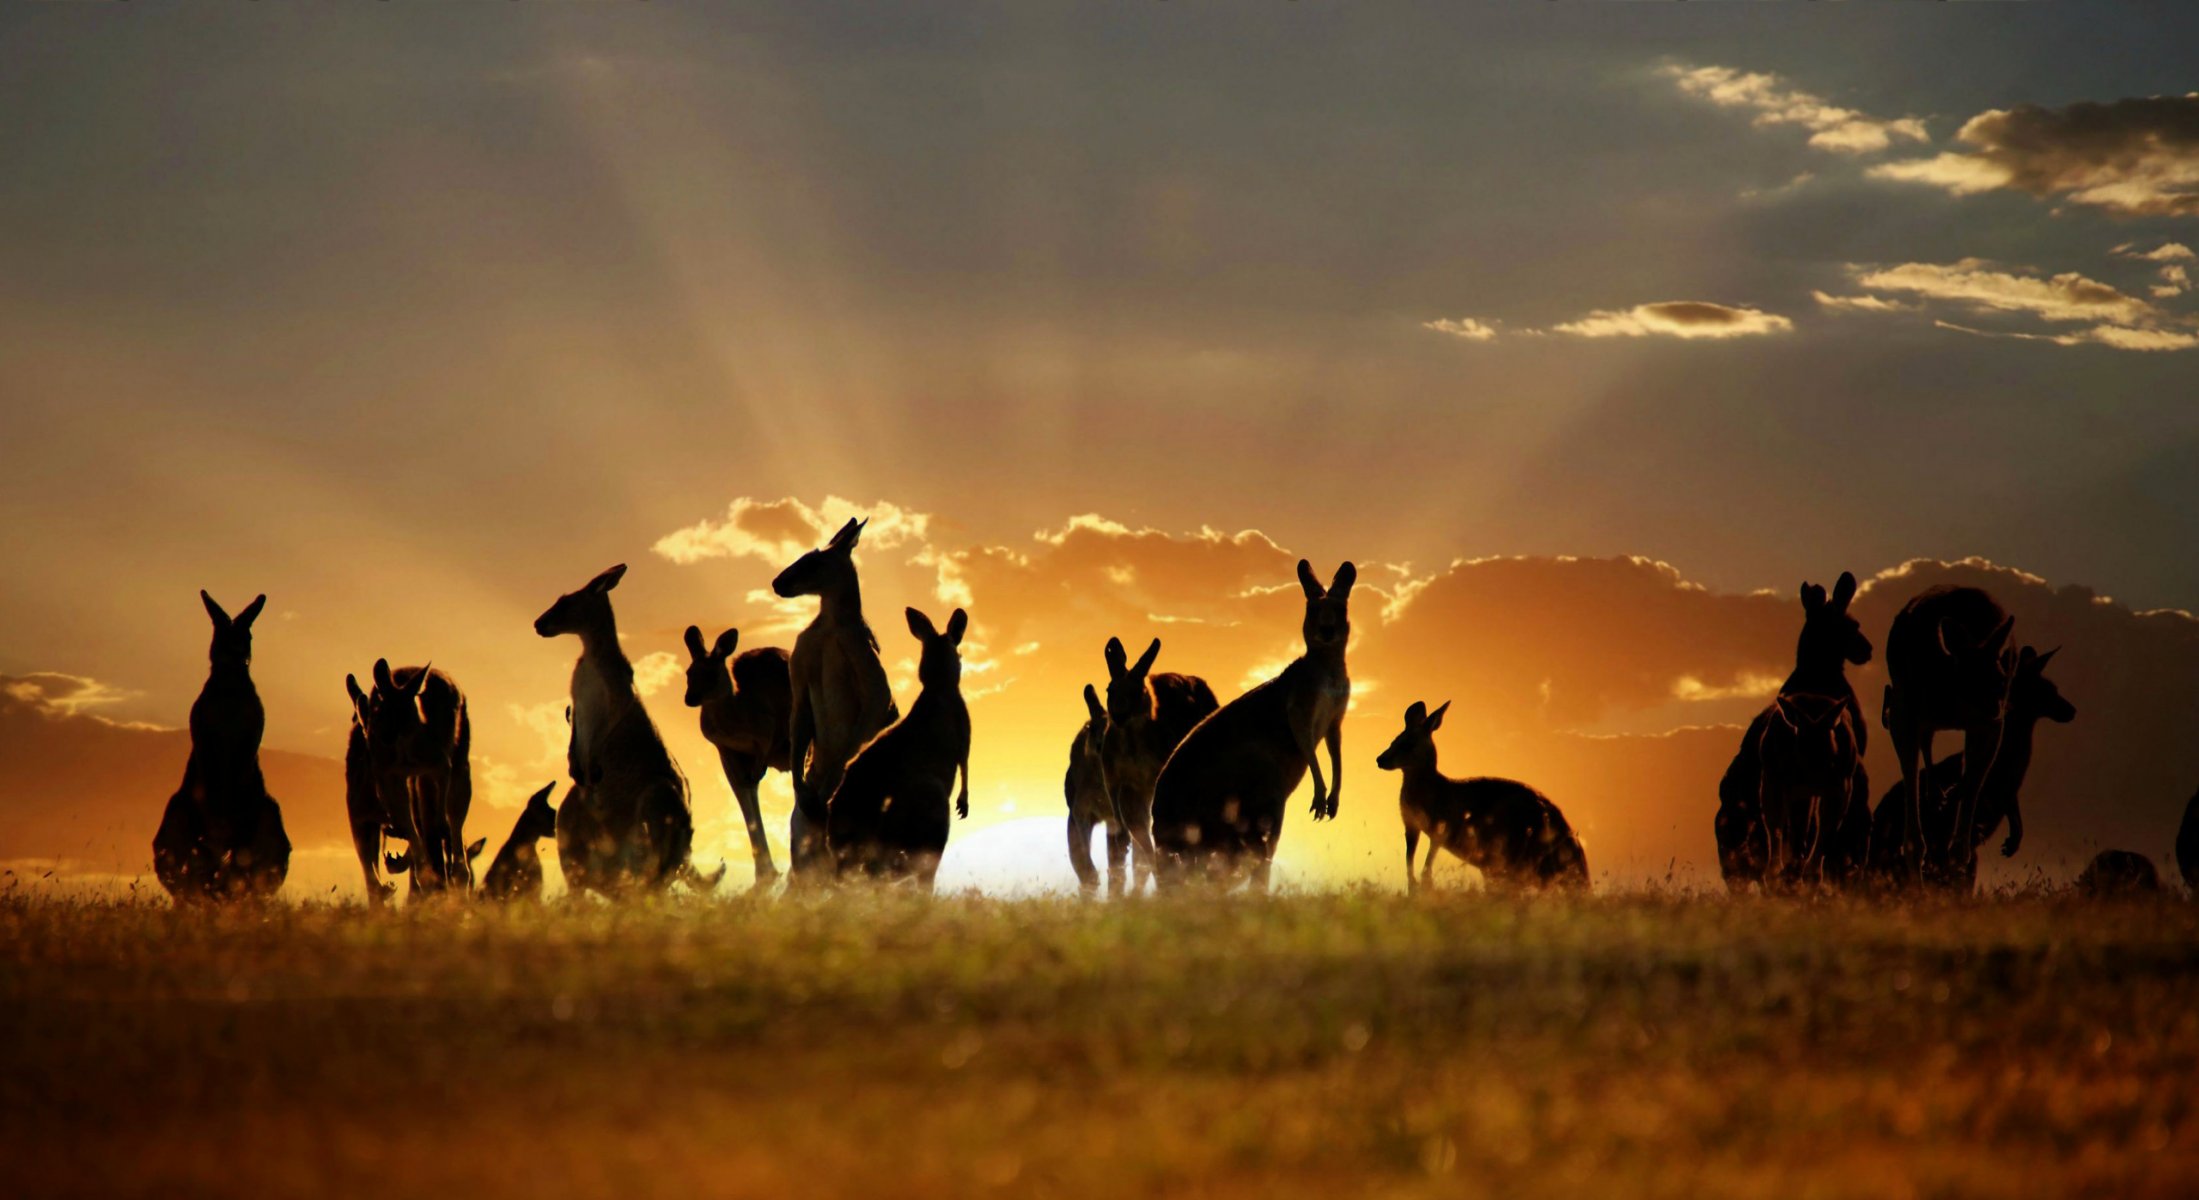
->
xmin=2034 ymin=645 xmax=2059 ymax=671
xmin=684 ymin=625 xmax=707 ymax=660
xmin=1800 ymin=582 xmax=1825 ymax=612
xmin=1297 ymin=559 xmax=1324 ymax=599
xmin=712 ymin=628 xmax=740 ymax=659
xmin=2018 ymin=645 xmax=2038 ymax=669
xmin=589 ymin=564 xmax=627 ymax=594
xmin=200 ymin=590 xmax=230 ymax=628
xmin=1832 ymin=572 xmax=1858 ymax=610
xmin=905 ymin=607 xmax=938 ymax=640
xmin=234 ymin=595 xmax=267 ymax=628
xmin=404 ymin=664 xmax=433 ymax=699
xmin=1132 ymin=638 xmax=1161 ymax=678
xmin=829 ymin=517 xmax=864 ymax=550
xmin=1329 ymin=562 xmax=1356 ymax=599
xmin=1104 ymin=637 xmax=1128 ymax=678
xmin=1084 ymin=683 xmax=1105 ymax=721
xmin=530 ymin=782 xmax=557 ymax=808
xmin=467 ymin=837 xmax=487 ymax=860
xmin=1404 ymin=700 xmax=1427 ymax=727
xmin=345 ymin=674 xmax=369 ymax=712
xmin=373 ymin=659 xmax=397 ymax=693
xmin=945 ymin=609 xmax=968 ymax=645
xmin=1426 ymin=701 xmax=1450 ymax=732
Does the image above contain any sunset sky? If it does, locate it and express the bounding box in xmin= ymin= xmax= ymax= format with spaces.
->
xmin=4 ymin=5 xmax=2197 ymax=893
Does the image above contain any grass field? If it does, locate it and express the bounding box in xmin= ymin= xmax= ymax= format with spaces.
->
xmin=4 ymin=889 xmax=2197 ymax=1199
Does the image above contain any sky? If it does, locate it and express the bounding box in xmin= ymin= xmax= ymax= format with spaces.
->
xmin=3 ymin=4 xmax=2197 ymax=894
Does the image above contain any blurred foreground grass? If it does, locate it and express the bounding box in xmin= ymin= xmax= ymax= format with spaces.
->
xmin=3 ymin=889 xmax=2197 ymax=1198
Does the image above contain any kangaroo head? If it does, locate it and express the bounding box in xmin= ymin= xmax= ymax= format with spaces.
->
xmin=368 ymin=658 xmax=434 ymax=743
xmin=1102 ymin=636 xmax=1162 ymax=724
xmin=1376 ymin=700 xmax=1447 ymax=771
xmin=773 ymin=517 xmax=865 ymax=600
xmin=1797 ymin=571 xmax=1870 ymax=670
xmin=200 ymin=591 xmax=267 ymax=666
xmin=2011 ymin=646 xmax=2076 ymax=724
xmin=534 ymin=564 xmax=626 ymax=639
xmin=1298 ymin=560 xmax=1356 ymax=653
xmin=906 ymin=606 xmax=968 ymax=690
xmin=521 ymin=782 xmax=560 ymax=840
xmin=681 ymin=625 xmax=739 ymax=708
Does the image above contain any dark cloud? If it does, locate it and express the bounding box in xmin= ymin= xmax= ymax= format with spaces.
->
xmin=1873 ymin=94 xmax=2199 ymax=217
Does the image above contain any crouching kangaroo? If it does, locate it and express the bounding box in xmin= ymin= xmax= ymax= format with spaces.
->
xmin=154 ymin=591 xmax=290 ymax=903
xmin=1151 ymin=560 xmax=1354 ymax=889
xmin=482 ymin=783 xmax=560 ymax=902
xmin=827 ymin=607 xmax=971 ymax=888
xmin=1376 ymin=701 xmax=1587 ymax=892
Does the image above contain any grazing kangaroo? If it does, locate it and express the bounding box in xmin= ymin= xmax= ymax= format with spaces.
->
xmin=343 ymin=692 xmax=406 ymax=904
xmin=481 ymin=783 xmax=560 ymax=902
xmin=1097 ymin=637 xmax=1219 ymax=894
xmin=2077 ymin=850 xmax=2162 ymax=898
xmin=1715 ymin=573 xmax=1872 ymax=889
xmin=1883 ymin=586 xmax=2017 ymax=883
xmin=1151 ymin=560 xmax=1354 ymax=889
xmin=826 ymin=607 xmax=971 ymax=887
xmin=2178 ymin=785 xmax=2199 ymax=893
xmin=354 ymin=660 xmax=474 ymax=892
xmin=153 ymin=591 xmax=290 ymax=903
xmin=682 ymin=626 xmax=794 ymax=884
xmin=1870 ymin=646 xmax=2074 ymax=890
xmin=1376 ymin=701 xmax=1588 ymax=892
xmin=774 ymin=518 xmax=899 ymax=878
xmin=1064 ymin=684 xmax=1121 ymax=895
xmin=535 ymin=564 xmax=711 ymax=896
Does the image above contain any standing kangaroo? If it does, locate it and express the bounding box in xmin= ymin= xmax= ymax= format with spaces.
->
xmin=343 ymin=691 xmax=406 ymax=904
xmin=1871 ymin=645 xmax=2073 ymax=890
xmin=1375 ymin=701 xmax=1588 ymax=892
xmin=1064 ymin=684 xmax=1120 ymax=895
xmin=1096 ymin=637 xmax=1219 ymax=895
xmin=153 ymin=592 xmax=290 ymax=903
xmin=774 ymin=517 xmax=898 ymax=878
xmin=353 ymin=661 xmax=474 ymax=893
xmin=1151 ymin=560 xmax=1354 ymax=889
xmin=1715 ymin=573 xmax=1873 ymax=888
xmin=681 ymin=626 xmax=794 ymax=885
xmin=826 ymin=607 xmax=971 ymax=888
xmin=1883 ymin=586 xmax=2016 ymax=884
xmin=481 ymin=783 xmax=561 ymax=902
xmin=1751 ymin=692 xmax=1863 ymax=887
xmin=2178 ymin=785 xmax=2199 ymax=894
xmin=535 ymin=564 xmax=710 ymax=896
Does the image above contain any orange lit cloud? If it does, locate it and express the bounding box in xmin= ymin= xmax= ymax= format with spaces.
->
xmin=1663 ymin=64 xmax=1929 ymax=155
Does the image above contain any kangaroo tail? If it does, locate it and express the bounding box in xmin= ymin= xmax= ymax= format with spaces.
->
xmin=677 ymin=859 xmax=727 ymax=893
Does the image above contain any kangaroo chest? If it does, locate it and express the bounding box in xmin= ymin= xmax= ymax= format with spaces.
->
xmin=804 ymin=632 xmax=890 ymax=753
xmin=569 ymin=660 xmax=620 ymax=774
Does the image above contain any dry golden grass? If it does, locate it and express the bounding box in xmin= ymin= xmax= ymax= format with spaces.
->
xmin=3 ymin=888 xmax=2197 ymax=1198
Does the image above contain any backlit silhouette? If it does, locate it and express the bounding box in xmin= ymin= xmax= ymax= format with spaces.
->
xmin=2179 ymin=785 xmax=2199 ymax=892
xmin=1375 ymin=700 xmax=1588 ymax=892
xmin=774 ymin=518 xmax=899 ymax=878
xmin=1883 ymin=586 xmax=2017 ymax=882
xmin=1097 ymin=637 xmax=1218 ymax=894
xmin=535 ymin=564 xmax=711 ymax=895
xmin=481 ymin=782 xmax=560 ymax=902
xmin=348 ymin=660 xmax=475 ymax=892
xmin=1152 ymin=560 xmax=1355 ymax=889
xmin=152 ymin=591 xmax=290 ymax=902
xmin=1063 ymin=684 xmax=1121 ymax=895
xmin=682 ymin=625 xmax=793 ymax=885
xmin=343 ymin=685 xmax=407 ymax=904
xmin=2076 ymin=849 xmax=2161 ymax=897
xmin=825 ymin=607 xmax=971 ymax=888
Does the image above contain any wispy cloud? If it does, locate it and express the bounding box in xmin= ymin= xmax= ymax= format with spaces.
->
xmin=1421 ymin=316 xmax=1498 ymax=342
xmin=1853 ymin=258 xmax=2194 ymax=352
xmin=1551 ymin=302 xmax=1794 ymax=341
xmin=1812 ymin=291 xmax=1916 ymax=314
xmin=1663 ymin=64 xmax=1929 ymax=155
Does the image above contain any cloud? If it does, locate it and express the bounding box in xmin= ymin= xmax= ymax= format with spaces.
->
xmin=1868 ymin=94 xmax=2199 ymax=217
xmin=1849 ymin=259 xmax=2196 ymax=352
xmin=1811 ymin=291 xmax=1915 ymax=314
xmin=1421 ymin=316 xmax=1498 ymax=342
xmin=1936 ymin=320 xmax=2199 ymax=353
xmin=1550 ymin=301 xmax=1794 ymax=340
xmin=0 ymin=672 xmax=159 ymax=728
xmin=652 ymin=495 xmax=933 ymax=567
xmin=2114 ymin=242 xmax=2195 ymax=297
xmin=1663 ymin=64 xmax=1929 ymax=155
xmin=631 ymin=651 xmax=683 ymax=699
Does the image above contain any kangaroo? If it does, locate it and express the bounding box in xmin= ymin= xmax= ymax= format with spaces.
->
xmin=1883 ymin=586 xmax=2017 ymax=883
xmin=1151 ymin=560 xmax=1354 ymax=889
xmin=2178 ymin=785 xmax=2199 ymax=894
xmin=774 ymin=517 xmax=899 ymax=879
xmin=1064 ymin=684 xmax=1120 ymax=895
xmin=682 ymin=626 xmax=794 ymax=885
xmin=1375 ymin=701 xmax=1588 ymax=891
xmin=1097 ymin=637 xmax=1219 ymax=894
xmin=535 ymin=564 xmax=712 ymax=896
xmin=342 ymin=682 xmax=409 ymax=904
xmin=481 ymin=783 xmax=561 ymax=902
xmin=1715 ymin=573 xmax=1873 ymax=889
xmin=1751 ymin=692 xmax=1862 ymax=887
xmin=826 ymin=607 xmax=971 ymax=888
xmin=2076 ymin=850 xmax=2162 ymax=898
xmin=353 ymin=661 xmax=474 ymax=892
xmin=1871 ymin=646 xmax=2074 ymax=890
xmin=153 ymin=592 xmax=290 ymax=903
xmin=382 ymin=838 xmax=485 ymax=887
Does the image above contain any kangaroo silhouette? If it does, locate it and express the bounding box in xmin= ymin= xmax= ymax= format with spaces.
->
xmin=774 ymin=517 xmax=899 ymax=879
xmin=1870 ymin=645 xmax=2073 ymax=890
xmin=1064 ymin=684 xmax=1124 ymax=895
xmin=1151 ymin=560 xmax=1354 ymax=889
xmin=342 ymin=689 xmax=409 ymax=904
xmin=1883 ymin=586 xmax=2017 ymax=883
xmin=1715 ymin=573 xmax=1872 ymax=889
xmin=345 ymin=661 xmax=474 ymax=893
xmin=2076 ymin=849 xmax=2161 ymax=897
xmin=682 ymin=626 xmax=794 ymax=886
xmin=536 ymin=564 xmax=713 ymax=897
xmin=481 ymin=783 xmax=560 ymax=902
xmin=2179 ymin=785 xmax=2199 ymax=893
xmin=153 ymin=591 xmax=290 ymax=903
xmin=1376 ymin=701 xmax=1588 ymax=892
xmin=826 ymin=607 xmax=971 ymax=888
xmin=1096 ymin=637 xmax=1218 ymax=894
